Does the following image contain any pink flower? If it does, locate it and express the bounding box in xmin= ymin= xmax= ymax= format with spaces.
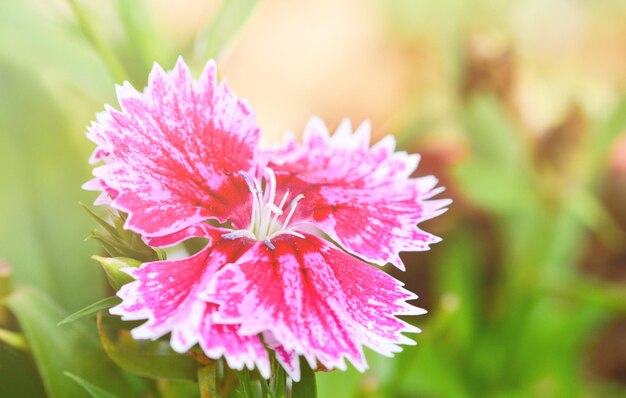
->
xmin=86 ymin=58 xmax=449 ymax=380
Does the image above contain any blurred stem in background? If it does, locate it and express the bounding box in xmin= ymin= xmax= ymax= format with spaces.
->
xmin=67 ymin=0 xmax=128 ymax=83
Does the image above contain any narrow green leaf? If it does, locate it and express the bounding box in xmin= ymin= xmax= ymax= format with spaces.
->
xmin=0 ymin=60 xmax=104 ymax=311
xmin=462 ymin=94 xmax=528 ymax=171
xmin=453 ymin=159 xmax=535 ymax=213
xmin=58 ymin=296 xmax=121 ymax=326
xmin=81 ymin=203 xmax=119 ymax=238
xmin=97 ymin=312 xmax=198 ymax=381
xmin=291 ymin=360 xmax=316 ymax=398
xmin=116 ymin=0 xmax=169 ymax=81
xmin=65 ymin=372 xmax=118 ymax=398
xmin=84 ymin=208 xmax=162 ymax=262
xmin=567 ymin=189 xmax=626 ymax=249
xmin=67 ymin=0 xmax=128 ymax=82
xmin=549 ymin=277 xmax=626 ymax=314
xmin=270 ymin=355 xmax=286 ymax=398
xmin=0 ymin=0 xmax=112 ymax=98
xmin=236 ymin=368 xmax=253 ymax=398
xmin=92 ymin=256 xmax=140 ymax=291
xmin=0 ymin=340 xmax=46 ymax=397
xmin=4 ymin=287 xmax=141 ymax=398
xmin=194 ymin=0 xmax=260 ymax=61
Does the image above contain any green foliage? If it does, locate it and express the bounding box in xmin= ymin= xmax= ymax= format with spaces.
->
xmin=2 ymin=0 xmax=626 ymax=397
xmin=97 ymin=312 xmax=198 ymax=381
xmin=291 ymin=361 xmax=317 ymax=398
xmin=57 ymin=296 xmax=121 ymax=326
xmin=195 ymin=0 xmax=261 ymax=62
xmin=65 ymin=373 xmax=119 ymax=398
xmin=3 ymin=287 xmax=143 ymax=397
xmin=0 ymin=57 xmax=104 ymax=312
xmin=83 ymin=205 xmax=164 ymax=262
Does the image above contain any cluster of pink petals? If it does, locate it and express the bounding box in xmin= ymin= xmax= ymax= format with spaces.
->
xmin=84 ymin=57 xmax=449 ymax=381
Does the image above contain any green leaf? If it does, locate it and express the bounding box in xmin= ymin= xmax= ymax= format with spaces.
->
xmin=65 ymin=372 xmax=118 ymax=398
xmin=92 ymin=256 xmax=140 ymax=291
xmin=157 ymin=379 xmax=199 ymax=398
xmin=67 ymin=0 xmax=128 ymax=83
xmin=83 ymin=206 xmax=162 ymax=262
xmin=81 ymin=203 xmax=119 ymax=238
xmin=462 ymin=94 xmax=528 ymax=171
xmin=4 ymin=287 xmax=142 ymax=398
xmin=270 ymin=355 xmax=287 ymax=398
xmin=116 ymin=0 xmax=171 ymax=84
xmin=0 ymin=340 xmax=46 ymax=397
xmin=453 ymin=159 xmax=535 ymax=214
xmin=0 ymin=0 xmax=112 ymax=98
xmin=58 ymin=296 xmax=121 ymax=326
xmin=567 ymin=189 xmax=626 ymax=249
xmin=0 ymin=58 xmax=104 ymax=311
xmin=434 ymin=228 xmax=482 ymax=349
xmin=194 ymin=0 xmax=260 ymax=61
xmin=292 ymin=360 xmax=317 ymax=398
xmin=235 ymin=368 xmax=253 ymax=398
xmin=98 ymin=312 xmax=198 ymax=381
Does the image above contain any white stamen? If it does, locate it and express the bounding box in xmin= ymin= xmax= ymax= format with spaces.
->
xmin=225 ymin=168 xmax=306 ymax=249
xmin=282 ymin=194 xmax=305 ymax=230
xmin=268 ymin=189 xmax=290 ymax=236
xmin=222 ymin=230 xmax=256 ymax=240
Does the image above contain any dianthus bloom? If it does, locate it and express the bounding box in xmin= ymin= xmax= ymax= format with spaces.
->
xmin=84 ymin=58 xmax=449 ymax=381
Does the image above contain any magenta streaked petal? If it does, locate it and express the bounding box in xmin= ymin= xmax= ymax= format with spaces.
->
xmin=200 ymin=308 xmax=271 ymax=379
xmin=82 ymin=177 xmax=118 ymax=205
xmin=203 ymin=233 xmax=423 ymax=375
xmin=109 ymin=234 xmax=269 ymax=374
xmin=145 ymin=222 xmax=218 ymax=248
xmin=268 ymin=117 xmax=450 ymax=269
xmin=86 ymin=57 xmax=260 ymax=237
xmin=263 ymin=332 xmax=302 ymax=381
xmin=273 ymin=344 xmax=301 ymax=382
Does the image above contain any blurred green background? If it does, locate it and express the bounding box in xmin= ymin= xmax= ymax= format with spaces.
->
xmin=2 ymin=0 xmax=626 ymax=397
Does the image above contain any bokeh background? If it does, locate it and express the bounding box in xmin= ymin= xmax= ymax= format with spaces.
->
xmin=2 ymin=0 xmax=626 ymax=397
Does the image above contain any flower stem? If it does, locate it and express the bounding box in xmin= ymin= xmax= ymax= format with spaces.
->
xmin=66 ymin=0 xmax=128 ymax=83
xmin=198 ymin=361 xmax=218 ymax=398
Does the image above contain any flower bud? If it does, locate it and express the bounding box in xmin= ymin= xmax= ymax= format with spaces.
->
xmin=92 ymin=256 xmax=140 ymax=291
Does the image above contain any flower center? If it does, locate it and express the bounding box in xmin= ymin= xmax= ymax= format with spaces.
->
xmin=222 ymin=167 xmax=305 ymax=249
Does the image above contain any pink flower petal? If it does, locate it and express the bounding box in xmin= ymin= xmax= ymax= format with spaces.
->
xmin=272 ymin=344 xmax=301 ymax=381
xmin=82 ymin=177 xmax=119 ymax=206
xmin=87 ymin=57 xmax=260 ymax=237
xmin=110 ymin=230 xmax=269 ymax=374
xmin=268 ymin=117 xmax=450 ymax=269
xmin=203 ymin=233 xmax=424 ymax=378
xmin=145 ymin=222 xmax=217 ymax=248
xmin=263 ymin=332 xmax=301 ymax=381
xmin=200 ymin=305 xmax=270 ymax=378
